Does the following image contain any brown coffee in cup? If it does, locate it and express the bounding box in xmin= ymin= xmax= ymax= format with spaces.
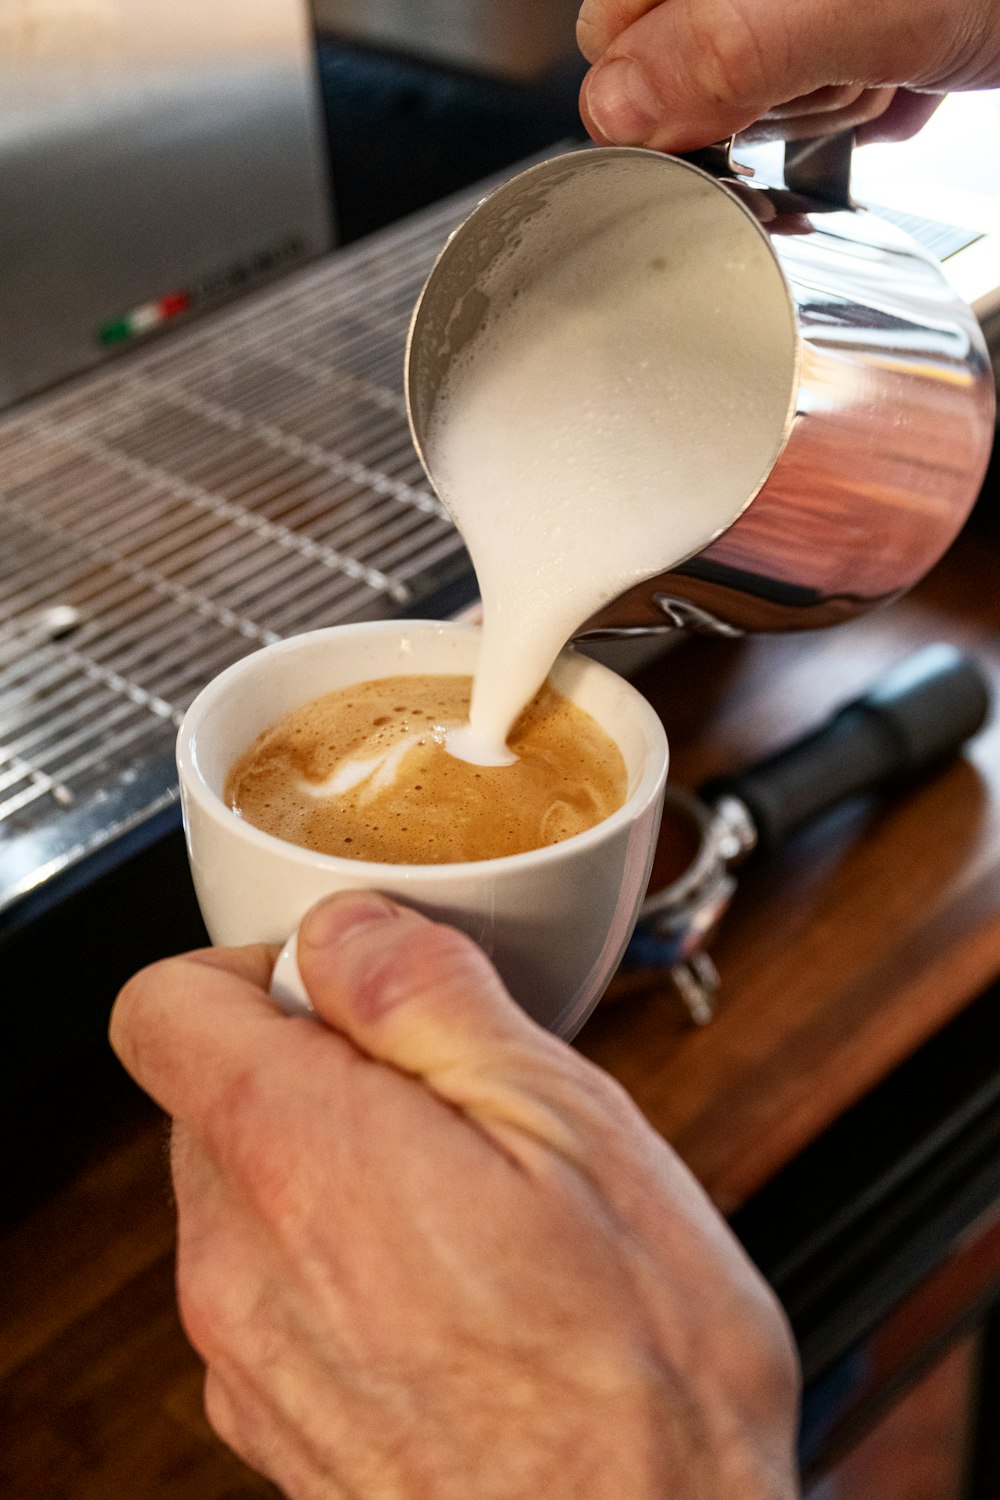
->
xmin=225 ymin=673 xmax=626 ymax=864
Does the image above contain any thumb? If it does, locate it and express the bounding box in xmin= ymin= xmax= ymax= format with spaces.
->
xmin=578 ymin=0 xmax=983 ymax=152
xmin=294 ymin=892 xmax=614 ymax=1162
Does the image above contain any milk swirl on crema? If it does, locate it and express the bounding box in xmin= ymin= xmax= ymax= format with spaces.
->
xmin=225 ymin=675 xmax=627 ymax=865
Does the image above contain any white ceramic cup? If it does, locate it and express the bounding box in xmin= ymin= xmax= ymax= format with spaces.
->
xmin=176 ymin=621 xmax=668 ymax=1039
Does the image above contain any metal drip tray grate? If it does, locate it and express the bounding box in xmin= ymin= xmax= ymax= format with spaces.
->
xmin=0 ymin=185 xmax=489 ymax=917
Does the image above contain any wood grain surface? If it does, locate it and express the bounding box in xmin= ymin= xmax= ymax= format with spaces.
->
xmin=0 ymin=1112 xmax=280 ymax=1497
xmin=3 ymin=525 xmax=999 ymax=1497
xmin=579 ymin=528 xmax=1000 ymax=1212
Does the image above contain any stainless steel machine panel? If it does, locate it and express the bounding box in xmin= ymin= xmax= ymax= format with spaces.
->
xmin=0 ymin=0 xmax=332 ymax=408
xmin=0 ymin=186 xmax=483 ymax=917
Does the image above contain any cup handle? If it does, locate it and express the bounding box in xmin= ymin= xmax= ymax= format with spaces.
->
xmin=269 ymin=931 xmax=315 ymax=1016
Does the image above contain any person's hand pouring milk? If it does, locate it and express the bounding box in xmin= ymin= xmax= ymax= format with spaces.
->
xmin=578 ymin=0 xmax=1000 ymax=150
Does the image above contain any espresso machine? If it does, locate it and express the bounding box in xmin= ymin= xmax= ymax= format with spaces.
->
xmin=0 ymin=0 xmax=493 ymax=1202
xmin=1 ymin=8 xmax=999 ymax=1115
xmin=0 ymin=0 xmax=332 ymax=410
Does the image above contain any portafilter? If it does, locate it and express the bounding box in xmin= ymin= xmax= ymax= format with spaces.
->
xmin=622 ymin=643 xmax=991 ymax=1023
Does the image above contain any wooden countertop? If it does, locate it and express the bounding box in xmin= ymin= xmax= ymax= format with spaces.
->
xmin=579 ymin=526 xmax=1000 ymax=1214
xmin=3 ymin=525 xmax=1000 ymax=1496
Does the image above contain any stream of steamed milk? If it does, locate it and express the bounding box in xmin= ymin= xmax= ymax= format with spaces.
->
xmin=425 ymin=176 xmax=797 ymax=766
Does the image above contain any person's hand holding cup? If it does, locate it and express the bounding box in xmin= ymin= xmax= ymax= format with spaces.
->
xmin=113 ymin=622 xmax=800 ymax=1500
xmin=177 ymin=620 xmax=668 ymax=1038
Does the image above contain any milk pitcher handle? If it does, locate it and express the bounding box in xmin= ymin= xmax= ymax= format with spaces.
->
xmin=689 ymin=130 xmax=856 ymax=211
xmin=782 ymin=130 xmax=856 ymax=209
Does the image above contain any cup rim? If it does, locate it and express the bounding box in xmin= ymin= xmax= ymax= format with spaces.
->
xmin=176 ymin=620 xmax=669 ymax=881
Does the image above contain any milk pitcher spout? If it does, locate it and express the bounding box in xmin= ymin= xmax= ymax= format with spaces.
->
xmin=406 ymin=138 xmax=995 ymax=638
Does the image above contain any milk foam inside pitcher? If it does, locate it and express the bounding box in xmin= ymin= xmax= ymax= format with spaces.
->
xmin=420 ymin=152 xmax=799 ymax=762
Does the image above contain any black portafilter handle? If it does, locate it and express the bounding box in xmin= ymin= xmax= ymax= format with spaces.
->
xmin=702 ymin=644 xmax=991 ymax=853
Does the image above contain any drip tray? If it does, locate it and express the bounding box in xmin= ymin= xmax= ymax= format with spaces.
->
xmin=0 ymin=182 xmax=497 ymax=921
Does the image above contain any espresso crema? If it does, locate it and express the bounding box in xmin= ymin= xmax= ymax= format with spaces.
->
xmin=225 ymin=673 xmax=627 ymax=864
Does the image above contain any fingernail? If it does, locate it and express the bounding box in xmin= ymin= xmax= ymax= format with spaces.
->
xmin=584 ymin=57 xmax=660 ymax=145
xmin=299 ymin=892 xmax=398 ymax=953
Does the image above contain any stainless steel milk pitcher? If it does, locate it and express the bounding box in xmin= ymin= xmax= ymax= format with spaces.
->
xmin=406 ymin=137 xmax=995 ymax=636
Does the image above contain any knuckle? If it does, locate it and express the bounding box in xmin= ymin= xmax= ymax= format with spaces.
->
xmin=408 ymin=919 xmax=485 ymax=982
xmin=576 ymin=1 xmax=637 ymax=63
xmin=683 ymin=0 xmax=772 ymax=108
xmin=357 ymin=918 xmax=495 ymax=1019
xmin=849 ymin=87 xmax=897 ymax=125
xmin=175 ymin=1219 xmax=280 ymax=1373
xmin=109 ymin=957 xmax=183 ymax=1081
xmin=568 ymin=1051 xmax=645 ymax=1129
xmin=197 ymin=1056 xmax=343 ymax=1248
xmin=576 ymin=6 xmax=604 ymax=63
xmin=176 ymin=1254 xmax=225 ymax=1364
xmin=820 ymin=83 xmax=864 ymax=110
xmin=203 ymin=1067 xmax=300 ymax=1216
xmin=202 ymin=1370 xmax=233 ymax=1439
xmin=111 ymin=965 xmax=146 ymax=1020
xmin=109 ymin=962 xmax=158 ymax=1052
xmin=768 ymin=83 xmax=860 ymax=116
xmin=115 ymin=953 xmax=187 ymax=1014
xmin=769 ymin=1308 xmax=801 ymax=1403
xmin=201 ymin=1061 xmax=269 ymax=1165
xmin=736 ymin=1282 xmax=801 ymax=1412
xmin=539 ymin=1051 xmax=654 ymax=1166
xmin=203 ymin=1370 xmax=253 ymax=1461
